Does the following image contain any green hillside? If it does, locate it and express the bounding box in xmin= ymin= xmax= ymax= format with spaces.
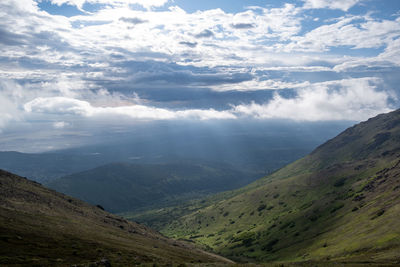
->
xmin=0 ymin=169 xmax=232 ymax=266
xmin=161 ymin=110 xmax=400 ymax=265
xmin=47 ymin=162 xmax=257 ymax=213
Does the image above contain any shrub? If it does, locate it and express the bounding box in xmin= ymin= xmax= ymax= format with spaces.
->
xmin=257 ymin=204 xmax=267 ymax=212
xmin=262 ymin=238 xmax=279 ymax=251
xmin=334 ymin=178 xmax=346 ymax=187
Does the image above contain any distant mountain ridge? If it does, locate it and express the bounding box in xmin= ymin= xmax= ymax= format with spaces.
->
xmin=0 ymin=120 xmax=351 ymax=183
xmin=0 ymin=169 xmax=231 ymax=265
xmin=161 ymin=109 xmax=400 ymax=264
xmin=46 ymin=161 xmax=257 ymax=213
xmin=0 ymin=151 xmax=109 ymax=182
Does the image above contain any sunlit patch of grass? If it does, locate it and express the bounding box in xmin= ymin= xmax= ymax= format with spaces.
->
xmin=159 ymin=154 xmax=400 ymax=265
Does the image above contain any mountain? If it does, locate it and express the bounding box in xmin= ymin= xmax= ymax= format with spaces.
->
xmin=161 ymin=110 xmax=400 ymax=265
xmin=0 ymin=151 xmax=110 ymax=183
xmin=0 ymin=169 xmax=232 ymax=266
xmin=46 ymin=162 xmax=257 ymax=213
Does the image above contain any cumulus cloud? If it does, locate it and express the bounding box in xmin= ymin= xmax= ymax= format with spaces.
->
xmin=232 ymin=78 xmax=393 ymax=121
xmin=48 ymin=0 xmax=169 ymax=10
xmin=285 ymin=16 xmax=400 ymax=52
xmin=0 ymin=0 xmax=398 ymax=142
xmin=24 ymin=97 xmax=92 ymax=115
xmin=378 ymin=36 xmax=400 ymax=65
xmin=23 ymin=77 xmax=394 ymax=122
xmin=303 ymin=0 xmax=362 ymax=11
xmin=24 ymin=97 xmax=237 ymax=120
xmin=194 ymin=29 xmax=214 ymax=38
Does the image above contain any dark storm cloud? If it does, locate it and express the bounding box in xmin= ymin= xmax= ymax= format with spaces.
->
xmin=119 ymin=17 xmax=148 ymax=25
xmin=194 ymin=29 xmax=214 ymax=38
xmin=231 ymin=23 xmax=255 ymax=29
xmin=179 ymin=41 xmax=198 ymax=48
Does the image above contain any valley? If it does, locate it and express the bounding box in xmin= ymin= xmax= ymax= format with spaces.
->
xmin=1 ymin=109 xmax=400 ymax=266
xmin=46 ymin=161 xmax=257 ymax=213
xmin=157 ymin=109 xmax=400 ymax=264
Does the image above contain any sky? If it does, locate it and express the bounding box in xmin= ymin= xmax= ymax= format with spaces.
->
xmin=0 ymin=0 xmax=400 ymax=152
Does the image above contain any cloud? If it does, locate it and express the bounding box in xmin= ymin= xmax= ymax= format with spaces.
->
xmin=179 ymin=41 xmax=198 ymax=48
xmin=53 ymin=121 xmax=70 ymax=128
xmin=303 ymin=0 xmax=362 ymax=11
xmin=0 ymin=0 xmax=399 ymax=141
xmin=231 ymin=78 xmax=393 ymax=121
xmin=24 ymin=97 xmax=92 ymax=115
xmin=0 ymin=80 xmax=26 ymax=131
xmin=124 ymin=64 xmax=253 ymax=87
xmin=24 ymin=97 xmax=237 ymax=120
xmin=119 ymin=17 xmax=147 ymax=25
xmin=231 ymin=23 xmax=255 ymax=29
xmin=0 ymin=0 xmax=304 ymax=76
xmin=211 ymin=79 xmax=310 ymax=92
xmin=48 ymin=0 xmax=169 ymax=10
xmin=284 ymin=16 xmax=400 ymax=52
xmin=0 ymin=28 xmax=26 ymax=46
xmin=23 ymin=77 xmax=394 ymax=122
xmin=194 ymin=29 xmax=214 ymax=38
xmin=0 ymin=109 xmax=14 ymax=132
xmin=378 ymin=36 xmax=400 ymax=65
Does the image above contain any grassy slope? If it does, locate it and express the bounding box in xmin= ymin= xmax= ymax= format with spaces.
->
xmin=0 ymin=170 xmax=232 ymax=266
xmin=161 ymin=110 xmax=400 ymax=264
xmin=121 ymin=190 xmax=238 ymax=231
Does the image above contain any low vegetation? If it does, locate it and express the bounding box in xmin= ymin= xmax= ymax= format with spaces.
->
xmin=3 ymin=110 xmax=400 ymax=266
xmin=0 ymin=170 xmax=231 ymax=265
xmin=153 ymin=110 xmax=400 ymax=265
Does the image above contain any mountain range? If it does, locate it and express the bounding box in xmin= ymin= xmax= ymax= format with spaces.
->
xmin=1 ymin=110 xmax=400 ymax=265
xmin=0 ymin=120 xmax=350 ymax=183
